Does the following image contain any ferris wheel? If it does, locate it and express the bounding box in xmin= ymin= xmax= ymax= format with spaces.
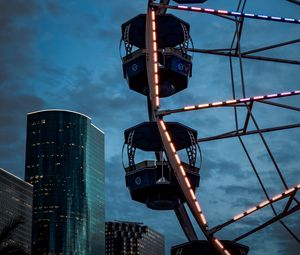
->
xmin=120 ymin=0 xmax=300 ymax=254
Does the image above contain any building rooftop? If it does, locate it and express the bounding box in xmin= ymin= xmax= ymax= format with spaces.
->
xmin=27 ymin=109 xmax=91 ymax=120
xmin=0 ymin=168 xmax=33 ymax=188
xmin=27 ymin=109 xmax=104 ymax=134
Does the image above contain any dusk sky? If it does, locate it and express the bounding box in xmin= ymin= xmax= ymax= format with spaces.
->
xmin=0 ymin=0 xmax=299 ymax=254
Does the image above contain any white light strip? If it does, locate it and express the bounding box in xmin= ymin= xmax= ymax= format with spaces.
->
xmin=218 ymin=10 xmax=229 ymax=14
xmin=231 ymin=184 xmax=300 ymax=222
xmin=233 ymin=213 xmax=244 ymax=221
xmin=258 ymin=200 xmax=270 ymax=208
xmin=284 ymin=187 xmax=295 ymax=195
xmin=191 ymin=7 xmax=202 ymax=11
xmin=185 ymin=177 xmax=191 ymax=188
xmin=271 ymin=194 xmax=283 ymax=201
xmin=170 ymin=142 xmax=176 ymax=153
xmin=184 ymin=106 xmax=196 ymax=110
xmin=215 ymin=238 xmax=224 ymax=249
xmin=195 ymin=201 xmax=202 ymax=213
xmin=214 ymin=238 xmax=232 ymax=255
xmin=174 ymin=5 xmax=300 ymax=24
xmin=158 ymin=120 xmax=209 ymax=230
xmin=175 ymin=90 xmax=300 ymax=113
xmin=179 ymin=165 xmax=186 ymax=177
xmin=178 ymin=5 xmax=188 ymax=9
xmin=212 ymin=101 xmax=223 ymax=106
xmin=200 ymin=213 xmax=207 ymax=225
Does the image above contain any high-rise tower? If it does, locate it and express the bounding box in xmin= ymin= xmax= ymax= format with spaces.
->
xmin=25 ymin=109 xmax=104 ymax=255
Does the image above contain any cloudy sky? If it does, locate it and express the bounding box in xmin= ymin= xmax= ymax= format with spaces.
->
xmin=0 ymin=0 xmax=299 ymax=254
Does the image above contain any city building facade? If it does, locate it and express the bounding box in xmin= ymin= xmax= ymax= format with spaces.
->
xmin=25 ymin=110 xmax=104 ymax=255
xmin=0 ymin=167 xmax=33 ymax=254
xmin=105 ymin=221 xmax=165 ymax=255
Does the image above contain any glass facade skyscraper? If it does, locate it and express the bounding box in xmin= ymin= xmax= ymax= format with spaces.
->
xmin=0 ymin=167 xmax=33 ymax=254
xmin=105 ymin=221 xmax=165 ymax=255
xmin=25 ymin=110 xmax=104 ymax=255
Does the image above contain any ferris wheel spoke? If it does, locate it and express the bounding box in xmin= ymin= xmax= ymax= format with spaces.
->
xmin=158 ymin=90 xmax=300 ymax=116
xmin=197 ymin=123 xmax=300 ymax=142
xmin=187 ymin=48 xmax=300 ymax=65
xmin=122 ymin=1 xmax=300 ymax=254
xmin=158 ymin=119 xmax=234 ymax=255
xmin=242 ymin=38 xmax=300 ymax=56
xmin=234 ymin=203 xmax=300 ymax=242
xmin=258 ymin=100 xmax=300 ymax=112
xmin=238 ymin=135 xmax=300 ymax=244
xmin=208 ymin=184 xmax=300 ymax=235
xmin=286 ymin=0 xmax=300 ymax=6
xmin=174 ymin=202 xmax=198 ymax=241
xmin=244 ymin=104 xmax=290 ymax=190
xmin=145 ymin=8 xmax=232 ymax=255
xmin=150 ymin=3 xmax=300 ymax=24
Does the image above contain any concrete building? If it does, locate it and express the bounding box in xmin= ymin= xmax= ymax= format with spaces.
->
xmin=0 ymin=167 xmax=33 ymax=254
xmin=105 ymin=221 xmax=164 ymax=255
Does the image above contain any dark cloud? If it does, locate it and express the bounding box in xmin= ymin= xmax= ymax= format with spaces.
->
xmin=46 ymin=1 xmax=64 ymax=16
xmin=201 ymin=155 xmax=246 ymax=180
xmin=0 ymin=0 xmax=40 ymax=21
xmin=0 ymin=1 xmax=299 ymax=254
xmin=0 ymin=89 xmax=45 ymax=177
xmin=59 ymin=65 xmax=147 ymax=132
xmin=0 ymin=1 xmax=40 ymax=83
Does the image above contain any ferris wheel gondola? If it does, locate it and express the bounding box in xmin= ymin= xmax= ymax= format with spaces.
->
xmin=120 ymin=1 xmax=300 ymax=254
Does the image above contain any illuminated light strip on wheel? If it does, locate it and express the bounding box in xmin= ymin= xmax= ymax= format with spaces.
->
xmin=231 ymin=184 xmax=299 ymax=222
xmin=151 ymin=10 xmax=160 ymax=108
xmin=214 ymin=238 xmax=232 ymax=255
xmin=157 ymin=120 xmax=233 ymax=255
xmin=164 ymin=90 xmax=300 ymax=116
xmin=158 ymin=120 xmax=208 ymax=226
xmin=209 ymin=185 xmax=299 ymax=235
xmin=164 ymin=5 xmax=300 ymax=24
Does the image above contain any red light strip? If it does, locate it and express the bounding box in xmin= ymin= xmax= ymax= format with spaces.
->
xmin=158 ymin=119 xmax=232 ymax=255
xmin=151 ymin=10 xmax=160 ymax=108
xmin=157 ymin=4 xmax=300 ymax=24
xmin=158 ymin=90 xmax=300 ymax=116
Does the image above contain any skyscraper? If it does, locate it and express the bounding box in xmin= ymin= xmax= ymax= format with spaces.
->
xmin=105 ymin=221 xmax=165 ymax=255
xmin=0 ymin=167 xmax=33 ymax=254
xmin=25 ymin=109 xmax=104 ymax=255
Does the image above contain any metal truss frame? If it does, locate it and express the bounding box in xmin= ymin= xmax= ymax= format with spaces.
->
xmin=142 ymin=0 xmax=300 ymax=254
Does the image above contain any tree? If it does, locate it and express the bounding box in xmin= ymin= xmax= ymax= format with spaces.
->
xmin=0 ymin=217 xmax=28 ymax=255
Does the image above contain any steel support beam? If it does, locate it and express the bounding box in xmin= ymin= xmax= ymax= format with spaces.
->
xmin=234 ymin=204 xmax=300 ymax=241
xmin=187 ymin=48 xmax=300 ymax=65
xmin=175 ymin=202 xmax=198 ymax=241
xmin=198 ymin=124 xmax=300 ymax=142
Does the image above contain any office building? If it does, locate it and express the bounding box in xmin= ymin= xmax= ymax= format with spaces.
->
xmin=105 ymin=221 xmax=164 ymax=255
xmin=25 ymin=109 xmax=104 ymax=255
xmin=0 ymin=168 xmax=33 ymax=254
